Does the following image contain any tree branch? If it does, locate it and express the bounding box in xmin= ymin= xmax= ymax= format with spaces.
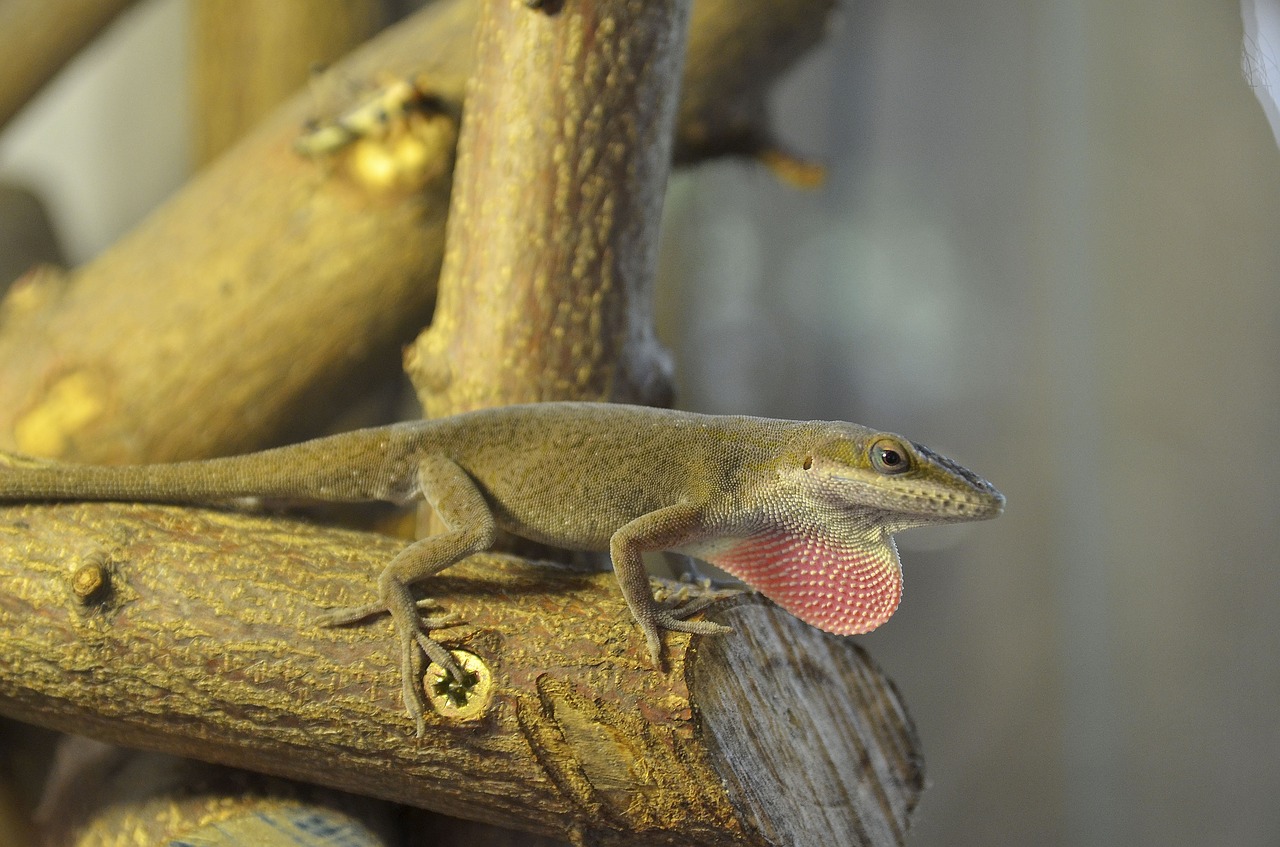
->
xmin=191 ymin=0 xmax=385 ymax=164
xmin=0 ymin=0 xmax=137 ymax=131
xmin=0 ymin=502 xmax=922 ymax=845
xmin=408 ymin=0 xmax=690 ymax=414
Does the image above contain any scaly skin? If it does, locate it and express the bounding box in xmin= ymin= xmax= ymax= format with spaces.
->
xmin=0 ymin=402 xmax=1004 ymax=735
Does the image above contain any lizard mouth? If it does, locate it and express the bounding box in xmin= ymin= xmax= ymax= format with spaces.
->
xmin=903 ymin=489 xmax=1005 ymax=522
xmin=829 ymin=476 xmax=1005 ymax=525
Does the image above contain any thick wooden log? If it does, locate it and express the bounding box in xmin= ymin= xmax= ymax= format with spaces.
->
xmin=0 ymin=502 xmax=922 ymax=845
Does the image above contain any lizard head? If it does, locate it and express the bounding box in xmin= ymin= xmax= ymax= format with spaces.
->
xmin=694 ymin=423 xmax=1003 ymax=637
xmin=796 ymin=425 xmax=1006 ymax=531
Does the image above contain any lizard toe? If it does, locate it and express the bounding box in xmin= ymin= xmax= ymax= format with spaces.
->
xmin=662 ymin=617 xmax=733 ymax=636
xmin=399 ymin=643 xmax=427 ymax=737
xmin=653 ymin=609 xmax=732 ymax=636
xmin=315 ymin=600 xmax=386 ymax=628
xmin=414 ymin=631 xmax=464 ymax=682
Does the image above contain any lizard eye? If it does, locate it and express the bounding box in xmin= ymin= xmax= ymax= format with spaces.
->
xmin=869 ymin=437 xmax=911 ymax=475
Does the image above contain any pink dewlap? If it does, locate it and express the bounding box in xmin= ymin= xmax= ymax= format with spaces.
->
xmin=701 ymin=529 xmax=903 ymax=635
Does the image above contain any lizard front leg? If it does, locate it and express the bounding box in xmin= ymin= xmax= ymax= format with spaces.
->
xmin=318 ymin=454 xmax=495 ymax=736
xmin=610 ymin=503 xmax=733 ymax=665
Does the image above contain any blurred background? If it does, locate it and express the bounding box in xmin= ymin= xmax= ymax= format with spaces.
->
xmin=1 ymin=0 xmax=1277 ymax=845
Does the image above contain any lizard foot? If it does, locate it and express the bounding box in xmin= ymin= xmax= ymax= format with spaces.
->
xmin=380 ymin=615 xmax=470 ymax=737
xmin=316 ymin=597 xmax=458 ymax=630
xmin=654 ymin=607 xmax=733 ymax=636
xmin=655 ymin=579 xmax=741 ymax=629
xmin=661 ymin=593 xmax=727 ymax=621
xmin=399 ymin=624 xmax=472 ymax=736
xmin=639 ymin=605 xmax=734 ymax=668
xmin=319 ymin=597 xmax=468 ymax=736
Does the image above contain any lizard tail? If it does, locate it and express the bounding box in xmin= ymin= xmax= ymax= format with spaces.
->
xmin=0 ymin=425 xmax=426 ymax=506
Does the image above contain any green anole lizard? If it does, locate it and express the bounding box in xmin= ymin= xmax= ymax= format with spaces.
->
xmin=0 ymin=402 xmax=1003 ymax=734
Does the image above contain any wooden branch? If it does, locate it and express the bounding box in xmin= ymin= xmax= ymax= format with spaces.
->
xmin=0 ymin=503 xmax=922 ymax=845
xmin=0 ymin=0 xmax=834 ymax=464
xmin=191 ymin=0 xmax=385 ymax=164
xmin=407 ymin=0 xmax=690 ymax=414
xmin=34 ymin=741 xmax=572 ymax=847
xmin=35 ymin=741 xmax=401 ymax=847
xmin=0 ymin=0 xmax=473 ymax=465
xmin=0 ymin=0 xmax=137 ymax=131
xmin=679 ymin=0 xmax=833 ymax=170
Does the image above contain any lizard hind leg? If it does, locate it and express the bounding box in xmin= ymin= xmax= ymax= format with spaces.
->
xmin=318 ymin=455 xmax=497 ymax=737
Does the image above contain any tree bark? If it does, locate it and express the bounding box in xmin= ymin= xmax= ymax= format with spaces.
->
xmin=0 ymin=502 xmax=922 ymax=845
xmin=407 ymin=0 xmax=688 ymax=415
xmin=34 ymin=740 xmax=400 ymax=847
